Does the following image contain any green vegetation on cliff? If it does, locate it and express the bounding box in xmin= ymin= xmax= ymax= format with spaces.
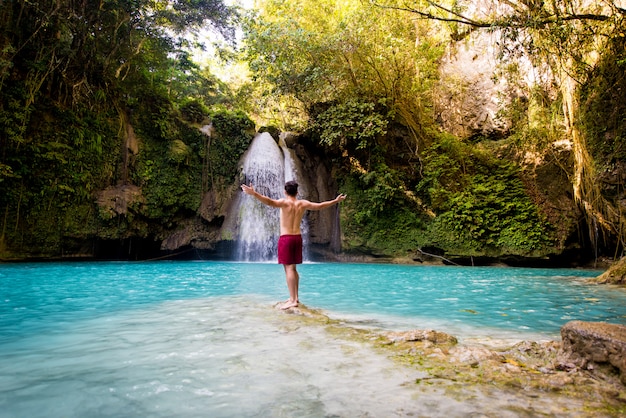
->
xmin=242 ymin=0 xmax=625 ymax=263
xmin=0 ymin=0 xmax=252 ymax=259
xmin=1 ymin=0 xmax=624 ymax=263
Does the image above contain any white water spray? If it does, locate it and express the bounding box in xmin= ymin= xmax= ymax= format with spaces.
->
xmin=233 ymin=132 xmax=309 ymax=261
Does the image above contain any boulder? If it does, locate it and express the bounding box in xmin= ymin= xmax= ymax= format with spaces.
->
xmin=557 ymin=320 xmax=626 ymax=384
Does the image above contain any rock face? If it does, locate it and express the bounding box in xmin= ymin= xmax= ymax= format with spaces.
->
xmin=435 ymin=4 xmax=586 ymax=259
xmin=96 ymin=185 xmax=144 ymax=217
xmin=557 ymin=320 xmax=626 ymax=384
xmin=437 ymin=30 xmax=513 ymax=139
xmin=290 ymin=139 xmax=338 ymax=247
xmin=435 ymin=3 xmax=554 ymax=140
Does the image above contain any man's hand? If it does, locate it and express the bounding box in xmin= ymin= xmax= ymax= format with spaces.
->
xmin=241 ymin=183 xmax=255 ymax=195
xmin=336 ymin=193 xmax=347 ymax=203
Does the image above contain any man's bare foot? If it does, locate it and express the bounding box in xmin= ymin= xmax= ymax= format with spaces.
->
xmin=280 ymin=300 xmax=298 ymax=310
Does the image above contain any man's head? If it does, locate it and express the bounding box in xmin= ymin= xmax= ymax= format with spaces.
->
xmin=284 ymin=180 xmax=298 ymax=197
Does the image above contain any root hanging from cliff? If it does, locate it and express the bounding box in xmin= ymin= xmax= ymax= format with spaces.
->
xmin=562 ymin=74 xmax=623 ymax=259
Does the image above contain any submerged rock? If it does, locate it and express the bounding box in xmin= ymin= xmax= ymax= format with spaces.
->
xmin=385 ymin=329 xmax=458 ymax=345
xmin=448 ymin=345 xmax=501 ymax=365
xmin=271 ymin=302 xmax=626 ymax=414
xmin=557 ymin=320 xmax=626 ymax=384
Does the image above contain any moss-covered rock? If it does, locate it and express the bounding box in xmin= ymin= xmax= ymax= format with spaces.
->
xmin=594 ymin=257 xmax=626 ymax=285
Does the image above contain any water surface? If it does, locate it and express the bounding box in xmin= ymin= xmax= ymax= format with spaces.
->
xmin=2 ymin=262 xmax=620 ymax=341
xmin=1 ymin=262 xmax=624 ymax=417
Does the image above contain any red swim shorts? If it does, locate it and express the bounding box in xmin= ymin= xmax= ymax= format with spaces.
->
xmin=277 ymin=234 xmax=303 ymax=265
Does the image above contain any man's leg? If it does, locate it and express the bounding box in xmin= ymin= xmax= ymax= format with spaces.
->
xmin=281 ymin=264 xmax=299 ymax=309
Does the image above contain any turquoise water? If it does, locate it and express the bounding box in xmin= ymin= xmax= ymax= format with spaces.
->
xmin=1 ymin=261 xmax=625 ymax=417
xmin=1 ymin=262 xmax=622 ymax=341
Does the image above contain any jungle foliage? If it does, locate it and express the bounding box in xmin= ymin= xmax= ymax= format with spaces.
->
xmin=1 ymin=0 xmax=625 ymax=262
xmin=417 ymin=136 xmax=554 ymax=255
xmin=242 ymin=0 xmax=625 ymax=260
xmin=0 ymin=0 xmax=252 ymax=258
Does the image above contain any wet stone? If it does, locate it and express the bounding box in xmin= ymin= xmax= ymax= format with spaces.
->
xmin=557 ymin=320 xmax=626 ymax=384
xmin=385 ymin=329 xmax=458 ymax=345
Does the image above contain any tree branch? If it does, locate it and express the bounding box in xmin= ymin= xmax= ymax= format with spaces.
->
xmin=369 ymin=1 xmax=492 ymax=27
xmin=369 ymin=0 xmax=613 ymax=30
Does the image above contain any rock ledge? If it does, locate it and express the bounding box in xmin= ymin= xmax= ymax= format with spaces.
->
xmin=557 ymin=320 xmax=626 ymax=384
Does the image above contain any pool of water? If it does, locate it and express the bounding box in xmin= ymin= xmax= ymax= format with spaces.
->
xmin=1 ymin=262 xmax=622 ymax=341
xmin=1 ymin=261 xmax=624 ymax=417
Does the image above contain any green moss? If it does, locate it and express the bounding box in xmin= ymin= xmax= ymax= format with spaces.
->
xmin=416 ymin=138 xmax=556 ymax=257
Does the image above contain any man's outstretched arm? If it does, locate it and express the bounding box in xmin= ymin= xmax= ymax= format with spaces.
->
xmin=241 ymin=183 xmax=282 ymax=207
xmin=304 ymin=194 xmax=347 ymax=211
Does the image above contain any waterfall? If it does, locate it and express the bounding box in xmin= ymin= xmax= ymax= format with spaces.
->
xmin=231 ymin=132 xmax=310 ymax=262
xmin=279 ymin=135 xmax=310 ymax=260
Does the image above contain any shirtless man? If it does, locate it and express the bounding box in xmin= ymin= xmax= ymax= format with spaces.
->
xmin=241 ymin=180 xmax=346 ymax=309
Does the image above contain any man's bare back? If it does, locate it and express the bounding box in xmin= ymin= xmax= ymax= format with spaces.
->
xmin=278 ymin=196 xmax=307 ymax=235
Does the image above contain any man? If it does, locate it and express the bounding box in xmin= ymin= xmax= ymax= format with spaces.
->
xmin=241 ymin=180 xmax=346 ymax=309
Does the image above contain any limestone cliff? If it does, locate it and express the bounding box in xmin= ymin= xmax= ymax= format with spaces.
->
xmin=434 ymin=8 xmax=584 ymax=261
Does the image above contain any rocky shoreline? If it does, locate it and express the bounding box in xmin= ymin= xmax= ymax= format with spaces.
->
xmin=280 ymin=303 xmax=626 ymax=416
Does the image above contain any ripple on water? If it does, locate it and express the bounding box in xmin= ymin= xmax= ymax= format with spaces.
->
xmin=0 ymin=262 xmax=624 ymax=417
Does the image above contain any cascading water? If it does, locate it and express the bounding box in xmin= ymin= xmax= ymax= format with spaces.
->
xmin=279 ymin=135 xmax=310 ymax=258
xmin=232 ymin=132 xmax=309 ymax=262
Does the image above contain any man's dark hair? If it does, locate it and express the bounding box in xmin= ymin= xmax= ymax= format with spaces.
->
xmin=284 ymin=180 xmax=298 ymax=197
